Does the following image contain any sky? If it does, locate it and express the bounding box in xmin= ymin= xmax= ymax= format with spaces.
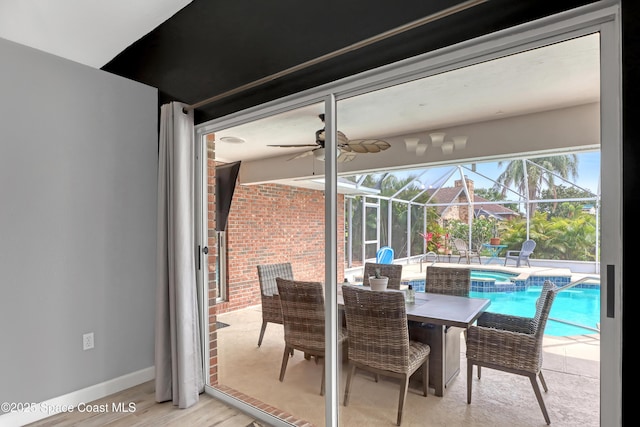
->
xmin=393 ymin=151 xmax=600 ymax=197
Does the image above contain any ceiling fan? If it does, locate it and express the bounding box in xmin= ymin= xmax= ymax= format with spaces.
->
xmin=267 ymin=114 xmax=391 ymax=162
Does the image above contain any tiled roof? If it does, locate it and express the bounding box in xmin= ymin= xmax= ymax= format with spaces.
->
xmin=426 ymin=188 xmax=518 ymax=217
xmin=426 ymin=187 xmax=463 ymax=215
xmin=473 ymin=195 xmax=517 ymax=216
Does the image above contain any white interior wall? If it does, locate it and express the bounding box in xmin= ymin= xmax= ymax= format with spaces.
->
xmin=0 ymin=37 xmax=158 ymax=412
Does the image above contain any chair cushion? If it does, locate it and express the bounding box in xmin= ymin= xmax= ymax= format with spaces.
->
xmin=406 ymin=340 xmax=431 ymax=373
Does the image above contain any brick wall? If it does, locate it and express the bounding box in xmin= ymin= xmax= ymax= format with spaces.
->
xmin=217 ymin=182 xmax=346 ymax=314
xmin=207 ymin=151 xmax=345 ymax=385
xmin=206 ymin=137 xmax=218 ymax=385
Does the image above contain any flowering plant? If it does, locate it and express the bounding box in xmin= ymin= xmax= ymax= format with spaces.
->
xmin=420 ymin=230 xmax=450 ymax=253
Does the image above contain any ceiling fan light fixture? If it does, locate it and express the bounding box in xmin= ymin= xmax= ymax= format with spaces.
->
xmin=404 ymin=138 xmax=420 ymax=151
xmin=314 ymin=147 xmax=347 ymax=161
xmin=453 ymin=136 xmax=468 ymax=150
xmin=441 ymin=141 xmax=454 ymax=154
xmin=429 ymin=132 xmax=445 ymax=147
xmin=416 ymin=143 xmax=428 ymax=156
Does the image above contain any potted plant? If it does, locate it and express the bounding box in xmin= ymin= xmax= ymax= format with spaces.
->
xmin=489 ymin=218 xmax=501 ymax=245
xmin=369 ymin=268 xmax=389 ymax=291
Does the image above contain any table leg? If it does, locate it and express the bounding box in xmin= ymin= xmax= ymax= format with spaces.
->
xmin=485 ymin=249 xmax=499 ymax=264
xmin=430 ymin=325 xmax=446 ymax=396
xmin=409 ymin=323 xmax=461 ymax=396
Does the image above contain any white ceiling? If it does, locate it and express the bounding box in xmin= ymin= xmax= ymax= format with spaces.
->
xmin=0 ymin=0 xmax=192 ymax=68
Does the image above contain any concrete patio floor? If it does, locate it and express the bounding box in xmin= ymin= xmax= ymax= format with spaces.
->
xmin=215 ymin=300 xmax=600 ymax=427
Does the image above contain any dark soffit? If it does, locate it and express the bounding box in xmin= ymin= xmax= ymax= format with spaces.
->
xmin=102 ymin=0 xmax=597 ymax=124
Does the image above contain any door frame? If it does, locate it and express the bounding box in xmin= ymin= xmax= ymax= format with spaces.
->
xmin=198 ymin=3 xmax=622 ymax=425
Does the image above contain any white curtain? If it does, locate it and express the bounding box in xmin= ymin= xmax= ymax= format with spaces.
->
xmin=155 ymin=101 xmax=204 ymax=408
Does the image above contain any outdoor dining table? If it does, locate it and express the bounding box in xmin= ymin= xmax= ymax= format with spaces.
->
xmin=338 ymin=287 xmax=490 ymax=397
xmin=481 ymin=243 xmax=508 ymax=264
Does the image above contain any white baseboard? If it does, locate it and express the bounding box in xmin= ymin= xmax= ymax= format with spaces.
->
xmin=0 ymin=366 xmax=154 ymax=427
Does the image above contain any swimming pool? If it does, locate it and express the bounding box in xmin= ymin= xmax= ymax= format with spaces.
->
xmin=408 ymin=271 xmax=600 ymax=336
xmin=470 ymin=286 xmax=600 ymax=336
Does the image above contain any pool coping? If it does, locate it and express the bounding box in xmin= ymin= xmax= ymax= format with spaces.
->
xmin=393 ymin=262 xmax=600 ymax=291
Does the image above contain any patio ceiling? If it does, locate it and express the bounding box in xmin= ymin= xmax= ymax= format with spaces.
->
xmin=213 ymin=34 xmax=599 ymax=163
xmin=213 ymin=34 xmax=600 ymax=191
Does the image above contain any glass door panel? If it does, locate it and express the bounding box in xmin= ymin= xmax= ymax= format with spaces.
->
xmin=334 ymin=33 xmax=601 ymax=425
xmin=198 ymin=29 xmax=606 ymax=427
xmin=209 ymin=102 xmax=329 ymax=426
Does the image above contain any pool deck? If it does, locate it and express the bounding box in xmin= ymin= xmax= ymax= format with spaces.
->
xmin=348 ymin=260 xmax=600 ymax=286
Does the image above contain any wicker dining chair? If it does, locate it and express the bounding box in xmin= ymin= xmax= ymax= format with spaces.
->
xmin=256 ymin=262 xmax=294 ymax=347
xmin=341 ymin=285 xmax=430 ymax=426
xmin=425 ymin=266 xmax=471 ymax=296
xmin=466 ymin=280 xmax=559 ymax=425
xmin=276 ymin=278 xmax=347 ymax=396
xmin=361 ymin=262 xmax=403 ymax=289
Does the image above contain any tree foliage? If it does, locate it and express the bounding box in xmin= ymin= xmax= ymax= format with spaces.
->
xmin=499 ymin=212 xmax=597 ymax=261
xmin=494 ymin=156 xmax=579 ymax=213
xmin=537 ymin=184 xmax=597 ymax=218
xmin=446 ymin=217 xmax=503 ymax=253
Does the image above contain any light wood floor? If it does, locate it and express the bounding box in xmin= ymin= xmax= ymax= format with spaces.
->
xmin=25 ymin=381 xmax=265 ymax=427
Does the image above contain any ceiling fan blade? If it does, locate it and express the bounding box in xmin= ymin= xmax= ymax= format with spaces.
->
xmin=287 ymin=150 xmax=314 ymax=161
xmin=346 ymin=139 xmax=391 ymax=154
xmin=268 ymin=144 xmax=318 ymax=148
xmin=287 ymin=146 xmax=355 ymax=162
xmin=337 ymin=151 xmax=357 ymax=163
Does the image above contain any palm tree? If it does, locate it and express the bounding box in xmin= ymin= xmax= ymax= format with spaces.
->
xmin=494 ymin=155 xmax=579 ymax=214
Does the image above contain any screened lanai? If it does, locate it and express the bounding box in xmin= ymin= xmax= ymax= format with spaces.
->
xmin=342 ymin=152 xmax=601 ymax=274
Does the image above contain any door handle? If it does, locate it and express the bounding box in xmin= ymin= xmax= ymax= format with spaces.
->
xmin=606 ymin=264 xmax=614 ymax=318
xmin=197 ymin=246 xmax=209 ymax=270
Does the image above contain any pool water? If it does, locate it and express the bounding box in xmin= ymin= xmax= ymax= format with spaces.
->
xmin=407 ymin=269 xmax=600 ymax=336
xmin=470 ymin=286 xmax=601 ymax=336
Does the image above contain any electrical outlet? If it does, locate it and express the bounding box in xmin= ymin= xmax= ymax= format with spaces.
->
xmin=83 ymin=332 xmax=94 ymax=350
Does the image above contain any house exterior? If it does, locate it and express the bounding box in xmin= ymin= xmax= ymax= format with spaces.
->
xmin=426 ymin=178 xmax=519 ymax=224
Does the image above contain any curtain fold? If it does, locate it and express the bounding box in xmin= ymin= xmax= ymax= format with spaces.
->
xmin=155 ymin=101 xmax=204 ymax=408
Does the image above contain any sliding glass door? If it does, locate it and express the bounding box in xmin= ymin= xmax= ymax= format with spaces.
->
xmin=196 ymin=4 xmax=621 ymax=426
